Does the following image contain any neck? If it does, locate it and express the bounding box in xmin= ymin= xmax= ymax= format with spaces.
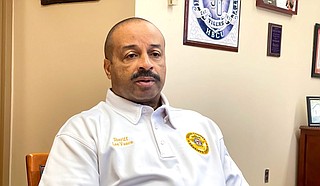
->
xmin=139 ymin=98 xmax=162 ymax=110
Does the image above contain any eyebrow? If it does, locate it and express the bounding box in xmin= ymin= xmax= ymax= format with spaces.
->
xmin=121 ymin=44 xmax=137 ymax=50
xmin=150 ymin=44 xmax=162 ymax=49
xmin=121 ymin=44 xmax=163 ymax=51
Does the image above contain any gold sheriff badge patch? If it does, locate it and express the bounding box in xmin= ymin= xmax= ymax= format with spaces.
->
xmin=186 ymin=132 xmax=209 ymax=154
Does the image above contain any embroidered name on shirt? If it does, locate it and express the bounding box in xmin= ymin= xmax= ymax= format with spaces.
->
xmin=112 ymin=136 xmax=134 ymax=147
xmin=186 ymin=132 xmax=209 ymax=154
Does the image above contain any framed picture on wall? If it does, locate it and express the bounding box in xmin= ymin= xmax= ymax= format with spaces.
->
xmin=267 ymin=23 xmax=282 ymax=57
xmin=183 ymin=0 xmax=241 ymax=52
xmin=306 ymin=96 xmax=320 ymax=127
xmin=41 ymin=0 xmax=98 ymax=5
xmin=311 ymin=23 xmax=320 ymax=78
xmin=256 ymin=0 xmax=298 ymax=15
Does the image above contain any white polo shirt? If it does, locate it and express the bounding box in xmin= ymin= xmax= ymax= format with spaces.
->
xmin=39 ymin=89 xmax=249 ymax=186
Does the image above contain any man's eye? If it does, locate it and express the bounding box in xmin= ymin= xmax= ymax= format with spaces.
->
xmin=125 ymin=53 xmax=138 ymax=59
xmin=150 ymin=51 xmax=161 ymax=58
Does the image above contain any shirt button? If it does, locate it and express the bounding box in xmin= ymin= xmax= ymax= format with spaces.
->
xmin=160 ymin=140 xmax=165 ymax=145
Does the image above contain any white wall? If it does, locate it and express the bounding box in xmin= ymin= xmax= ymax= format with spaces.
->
xmin=136 ymin=1 xmax=320 ymax=185
xmin=12 ymin=0 xmax=135 ymax=185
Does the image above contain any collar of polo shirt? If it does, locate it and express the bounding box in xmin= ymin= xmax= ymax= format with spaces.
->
xmin=106 ymin=89 xmax=176 ymax=128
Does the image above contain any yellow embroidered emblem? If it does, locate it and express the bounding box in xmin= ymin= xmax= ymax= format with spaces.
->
xmin=112 ymin=136 xmax=134 ymax=147
xmin=186 ymin=132 xmax=209 ymax=154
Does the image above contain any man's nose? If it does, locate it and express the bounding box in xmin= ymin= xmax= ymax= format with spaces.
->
xmin=139 ymin=54 xmax=154 ymax=70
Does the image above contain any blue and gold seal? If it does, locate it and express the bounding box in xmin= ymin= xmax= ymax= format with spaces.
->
xmin=186 ymin=132 xmax=209 ymax=154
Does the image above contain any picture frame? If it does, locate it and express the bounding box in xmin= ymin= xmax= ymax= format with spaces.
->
xmin=256 ymin=0 xmax=298 ymax=15
xmin=41 ymin=0 xmax=98 ymax=5
xmin=267 ymin=23 xmax=282 ymax=57
xmin=183 ymin=0 xmax=241 ymax=52
xmin=311 ymin=23 xmax=320 ymax=78
xmin=306 ymin=96 xmax=320 ymax=127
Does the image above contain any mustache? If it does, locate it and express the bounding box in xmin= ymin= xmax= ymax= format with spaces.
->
xmin=131 ymin=70 xmax=161 ymax=81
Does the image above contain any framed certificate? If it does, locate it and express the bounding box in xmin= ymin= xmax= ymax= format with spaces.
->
xmin=256 ymin=0 xmax=298 ymax=15
xmin=267 ymin=23 xmax=282 ymax=57
xmin=311 ymin=23 xmax=320 ymax=78
xmin=306 ymin=96 xmax=320 ymax=127
xmin=41 ymin=0 xmax=98 ymax=5
xmin=183 ymin=0 xmax=241 ymax=52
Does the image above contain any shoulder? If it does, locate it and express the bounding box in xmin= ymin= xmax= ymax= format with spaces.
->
xmin=168 ymin=106 xmax=221 ymax=128
xmin=167 ymin=106 xmax=211 ymax=122
xmin=65 ymin=102 xmax=106 ymax=124
xmin=57 ymin=101 xmax=108 ymax=139
xmin=167 ymin=106 xmax=224 ymax=141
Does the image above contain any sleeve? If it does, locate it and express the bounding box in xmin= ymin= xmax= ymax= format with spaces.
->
xmin=39 ymin=120 xmax=100 ymax=186
xmin=219 ymin=138 xmax=249 ymax=186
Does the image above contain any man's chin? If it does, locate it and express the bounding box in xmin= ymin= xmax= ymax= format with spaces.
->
xmin=132 ymin=93 xmax=161 ymax=106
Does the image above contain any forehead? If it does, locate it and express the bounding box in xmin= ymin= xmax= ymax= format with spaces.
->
xmin=112 ymin=21 xmax=165 ymax=48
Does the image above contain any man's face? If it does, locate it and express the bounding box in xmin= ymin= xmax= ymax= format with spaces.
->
xmin=104 ymin=21 xmax=166 ymax=108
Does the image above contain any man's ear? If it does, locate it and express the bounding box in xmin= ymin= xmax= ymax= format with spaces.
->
xmin=104 ymin=59 xmax=112 ymax=79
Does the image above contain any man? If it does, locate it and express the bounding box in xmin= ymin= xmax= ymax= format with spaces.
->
xmin=39 ymin=17 xmax=248 ymax=186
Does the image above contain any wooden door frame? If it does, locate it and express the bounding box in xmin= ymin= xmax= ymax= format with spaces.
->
xmin=0 ymin=0 xmax=12 ymax=185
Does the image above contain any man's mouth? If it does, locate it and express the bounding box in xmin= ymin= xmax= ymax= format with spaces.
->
xmin=131 ymin=70 xmax=161 ymax=82
xmin=134 ymin=77 xmax=156 ymax=87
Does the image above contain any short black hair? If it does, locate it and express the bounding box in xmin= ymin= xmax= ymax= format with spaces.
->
xmin=104 ymin=17 xmax=152 ymax=60
xmin=104 ymin=17 xmax=164 ymax=60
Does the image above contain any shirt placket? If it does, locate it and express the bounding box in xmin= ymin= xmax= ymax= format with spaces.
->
xmin=151 ymin=109 xmax=175 ymax=158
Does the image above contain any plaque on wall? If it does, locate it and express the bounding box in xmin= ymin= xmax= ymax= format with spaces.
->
xmin=256 ymin=0 xmax=298 ymax=15
xmin=183 ymin=0 xmax=241 ymax=52
xmin=311 ymin=23 xmax=320 ymax=78
xmin=41 ymin=0 xmax=99 ymax=5
xmin=306 ymin=96 xmax=320 ymax=127
xmin=267 ymin=23 xmax=282 ymax=57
